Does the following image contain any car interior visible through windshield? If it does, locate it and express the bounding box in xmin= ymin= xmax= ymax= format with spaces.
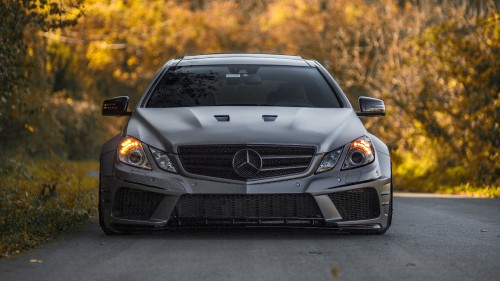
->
xmin=146 ymin=65 xmax=341 ymax=108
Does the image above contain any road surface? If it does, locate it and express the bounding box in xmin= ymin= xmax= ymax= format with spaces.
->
xmin=1 ymin=196 xmax=499 ymax=281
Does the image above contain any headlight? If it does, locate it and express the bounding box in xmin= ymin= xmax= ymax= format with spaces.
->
xmin=149 ymin=147 xmax=177 ymax=173
xmin=316 ymin=147 xmax=343 ymax=173
xmin=341 ymin=136 xmax=375 ymax=170
xmin=118 ymin=137 xmax=151 ymax=169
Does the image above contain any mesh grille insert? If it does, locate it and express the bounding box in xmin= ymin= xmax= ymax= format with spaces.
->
xmin=178 ymin=145 xmax=315 ymax=181
xmin=328 ymin=188 xmax=380 ymax=221
xmin=112 ymin=188 xmax=165 ymax=220
xmin=170 ymin=194 xmax=323 ymax=220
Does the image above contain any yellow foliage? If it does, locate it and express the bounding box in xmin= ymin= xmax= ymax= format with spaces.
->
xmin=2 ymin=0 xmax=498 ymax=203
xmin=24 ymin=124 xmax=35 ymax=133
xmin=393 ymin=127 xmax=438 ymax=180
xmin=86 ymin=43 xmax=114 ymax=70
xmin=344 ymin=3 xmax=363 ymax=24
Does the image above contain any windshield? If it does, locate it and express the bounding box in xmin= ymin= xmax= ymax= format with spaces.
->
xmin=146 ymin=65 xmax=341 ymax=108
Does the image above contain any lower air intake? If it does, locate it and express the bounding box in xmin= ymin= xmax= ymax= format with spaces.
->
xmin=170 ymin=194 xmax=323 ymax=220
xmin=328 ymin=188 xmax=380 ymax=221
xmin=112 ymin=188 xmax=165 ymax=220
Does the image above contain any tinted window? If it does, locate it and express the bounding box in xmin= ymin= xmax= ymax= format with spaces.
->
xmin=146 ymin=65 xmax=341 ymax=108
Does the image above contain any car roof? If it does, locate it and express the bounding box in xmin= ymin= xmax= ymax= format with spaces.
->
xmin=177 ymin=53 xmax=311 ymax=67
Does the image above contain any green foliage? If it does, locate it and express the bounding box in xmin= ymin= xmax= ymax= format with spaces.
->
xmin=0 ymin=160 xmax=97 ymax=257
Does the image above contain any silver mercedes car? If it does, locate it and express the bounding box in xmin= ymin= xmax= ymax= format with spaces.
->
xmin=99 ymin=54 xmax=392 ymax=235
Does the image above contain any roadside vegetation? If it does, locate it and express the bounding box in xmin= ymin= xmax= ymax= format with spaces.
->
xmin=0 ymin=0 xmax=498 ymax=255
xmin=0 ymin=160 xmax=98 ymax=257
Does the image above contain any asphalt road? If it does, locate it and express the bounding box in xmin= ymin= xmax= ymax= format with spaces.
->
xmin=1 ymin=196 xmax=499 ymax=281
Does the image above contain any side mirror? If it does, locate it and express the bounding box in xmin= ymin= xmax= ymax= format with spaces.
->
xmin=102 ymin=96 xmax=132 ymax=116
xmin=357 ymin=96 xmax=385 ymax=117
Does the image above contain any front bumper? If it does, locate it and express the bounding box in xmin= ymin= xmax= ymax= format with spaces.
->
xmin=100 ymin=161 xmax=391 ymax=231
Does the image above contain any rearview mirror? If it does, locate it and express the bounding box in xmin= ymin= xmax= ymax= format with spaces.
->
xmin=357 ymin=96 xmax=385 ymax=117
xmin=102 ymin=96 xmax=132 ymax=116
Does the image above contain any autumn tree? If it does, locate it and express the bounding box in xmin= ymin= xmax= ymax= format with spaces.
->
xmin=1 ymin=0 xmax=498 ymax=191
xmin=0 ymin=0 xmax=82 ymax=159
xmin=382 ymin=5 xmax=499 ymax=187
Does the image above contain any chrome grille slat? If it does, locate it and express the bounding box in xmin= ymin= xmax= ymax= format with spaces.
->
xmin=178 ymin=145 xmax=315 ymax=181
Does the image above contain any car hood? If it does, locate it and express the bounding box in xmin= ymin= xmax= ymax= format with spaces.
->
xmin=125 ymin=107 xmax=367 ymax=154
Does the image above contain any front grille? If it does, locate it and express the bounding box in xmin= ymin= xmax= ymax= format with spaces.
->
xmin=328 ymin=188 xmax=380 ymax=221
xmin=170 ymin=194 xmax=323 ymax=220
xmin=112 ymin=188 xmax=165 ymax=220
xmin=177 ymin=145 xmax=315 ymax=181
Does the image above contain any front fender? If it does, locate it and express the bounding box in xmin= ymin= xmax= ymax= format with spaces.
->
xmin=100 ymin=134 xmax=121 ymax=177
xmin=367 ymin=133 xmax=391 ymax=178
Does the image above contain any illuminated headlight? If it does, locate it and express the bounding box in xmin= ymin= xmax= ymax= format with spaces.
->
xmin=316 ymin=147 xmax=343 ymax=173
xmin=150 ymin=147 xmax=177 ymax=173
xmin=118 ymin=137 xmax=151 ymax=169
xmin=342 ymin=136 xmax=375 ymax=170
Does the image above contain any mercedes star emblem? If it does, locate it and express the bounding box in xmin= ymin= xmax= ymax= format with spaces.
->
xmin=232 ymin=149 xmax=262 ymax=178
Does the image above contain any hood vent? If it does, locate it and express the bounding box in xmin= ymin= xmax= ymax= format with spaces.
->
xmin=214 ymin=115 xmax=230 ymax=122
xmin=262 ymin=115 xmax=278 ymax=122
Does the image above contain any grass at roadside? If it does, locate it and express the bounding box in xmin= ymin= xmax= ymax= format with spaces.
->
xmin=431 ymin=184 xmax=500 ymax=198
xmin=395 ymin=180 xmax=500 ymax=198
xmin=0 ymin=160 xmax=98 ymax=257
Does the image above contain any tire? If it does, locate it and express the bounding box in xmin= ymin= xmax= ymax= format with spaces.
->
xmin=99 ymin=204 xmax=116 ymax=235
xmin=98 ymin=176 xmax=117 ymax=235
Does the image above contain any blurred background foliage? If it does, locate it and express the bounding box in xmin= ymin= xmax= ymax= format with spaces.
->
xmin=0 ymin=0 xmax=499 ymax=193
